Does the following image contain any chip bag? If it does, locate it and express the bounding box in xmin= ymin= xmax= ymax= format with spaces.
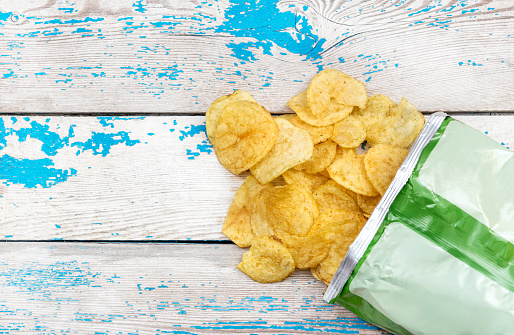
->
xmin=324 ymin=113 xmax=514 ymax=334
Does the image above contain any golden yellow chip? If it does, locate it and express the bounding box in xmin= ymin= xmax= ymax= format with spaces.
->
xmin=206 ymin=90 xmax=257 ymax=144
xmin=353 ymin=94 xmax=396 ymax=130
xmin=332 ymin=115 xmax=366 ymax=148
xmin=366 ymin=97 xmax=425 ymax=148
xmin=294 ymin=139 xmax=337 ymax=174
xmin=356 ymin=194 xmax=381 ymax=217
xmin=364 ymin=144 xmax=409 ymax=195
xmin=334 ymin=146 xmax=357 ymax=161
xmin=222 ymin=176 xmax=273 ymax=248
xmin=327 ymin=149 xmax=379 ymax=196
xmin=264 ymin=184 xmax=319 ymax=238
xmin=277 ymin=114 xmax=334 ymax=144
xmin=311 ymin=209 xmax=367 ymax=284
xmin=307 ymin=69 xmax=367 ymax=117
xmin=308 ymin=208 xmax=365 ymax=236
xmin=283 ymin=234 xmax=329 ymax=269
xmin=214 ymin=100 xmax=279 ymax=175
xmin=282 ymin=169 xmax=329 ymax=193
xmin=313 ymin=180 xmax=361 ymax=214
xmin=237 ymin=236 xmax=295 ymax=283
xmin=287 ymin=90 xmax=353 ymax=127
xmin=250 ymin=118 xmax=314 ymax=184
xmin=250 ymin=188 xmax=275 ymax=237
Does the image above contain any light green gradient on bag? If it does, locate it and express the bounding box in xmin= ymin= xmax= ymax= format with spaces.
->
xmin=350 ymin=222 xmax=514 ymax=335
xmin=419 ymin=120 xmax=514 ymax=244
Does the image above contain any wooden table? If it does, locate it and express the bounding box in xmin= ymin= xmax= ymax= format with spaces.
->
xmin=0 ymin=0 xmax=512 ymax=334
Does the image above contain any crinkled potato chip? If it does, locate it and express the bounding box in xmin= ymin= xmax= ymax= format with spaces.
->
xmin=251 ymin=188 xmax=275 ymax=237
xmin=206 ymin=90 xmax=257 ymax=144
xmin=283 ymin=234 xmax=329 ymax=269
xmin=334 ymin=146 xmax=357 ymax=161
xmin=356 ymin=194 xmax=382 ymax=217
xmin=237 ymin=236 xmax=295 ymax=283
xmin=308 ymin=208 xmax=365 ymax=236
xmin=287 ymin=90 xmax=353 ymax=127
xmin=278 ymin=114 xmax=334 ymax=144
xmin=307 ymin=69 xmax=367 ymax=117
xmin=294 ymin=139 xmax=337 ymax=174
xmin=364 ymin=144 xmax=409 ymax=195
xmin=366 ymin=97 xmax=425 ymax=148
xmin=354 ymin=94 xmax=396 ymax=130
xmin=214 ymin=100 xmax=279 ymax=175
xmin=282 ymin=169 xmax=329 ymax=193
xmin=311 ymin=209 xmax=367 ymax=284
xmin=250 ymin=118 xmax=313 ymax=184
xmin=332 ymin=115 xmax=366 ymax=148
xmin=265 ymin=184 xmax=319 ymax=238
xmin=328 ymin=149 xmax=379 ymax=196
xmin=313 ymin=180 xmax=361 ymax=214
xmin=222 ymin=176 xmax=273 ymax=248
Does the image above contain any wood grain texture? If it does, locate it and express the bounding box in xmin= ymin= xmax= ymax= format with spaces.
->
xmin=0 ymin=114 xmax=512 ymax=241
xmin=0 ymin=242 xmax=389 ymax=334
xmin=0 ymin=0 xmax=512 ymax=114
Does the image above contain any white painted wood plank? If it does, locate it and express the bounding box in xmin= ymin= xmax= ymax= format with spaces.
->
xmin=0 ymin=0 xmax=512 ymax=114
xmin=0 ymin=243 xmax=388 ymax=334
xmin=0 ymin=114 xmax=512 ymax=241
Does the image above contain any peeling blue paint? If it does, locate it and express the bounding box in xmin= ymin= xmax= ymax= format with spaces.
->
xmin=0 ymin=117 xmax=142 ymax=188
xmin=215 ymin=1 xmax=324 ymax=62
xmin=0 ymin=155 xmax=77 ymax=188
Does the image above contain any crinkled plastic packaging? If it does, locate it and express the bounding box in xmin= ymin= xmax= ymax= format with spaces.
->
xmin=324 ymin=113 xmax=514 ymax=334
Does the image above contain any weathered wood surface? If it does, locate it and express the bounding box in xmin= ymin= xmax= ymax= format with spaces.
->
xmin=0 ymin=0 xmax=513 ymax=114
xmin=0 ymin=114 xmax=512 ymax=241
xmin=0 ymin=243 xmax=388 ymax=334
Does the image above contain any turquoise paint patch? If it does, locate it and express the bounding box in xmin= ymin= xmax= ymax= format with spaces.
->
xmin=0 ymin=154 xmax=77 ymax=188
xmin=97 ymin=116 xmax=146 ymax=128
xmin=72 ymin=132 xmax=140 ymax=157
xmin=215 ymin=0 xmax=323 ymax=61
xmin=0 ymin=11 xmax=12 ymax=21
xmin=133 ymin=0 xmax=147 ymax=13
xmin=0 ymin=117 xmax=142 ymax=188
xmin=14 ymin=121 xmax=75 ymax=156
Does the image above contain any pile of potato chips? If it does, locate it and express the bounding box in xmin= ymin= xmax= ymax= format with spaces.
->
xmin=206 ymin=69 xmax=424 ymax=285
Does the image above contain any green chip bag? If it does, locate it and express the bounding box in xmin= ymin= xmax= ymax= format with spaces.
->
xmin=324 ymin=113 xmax=514 ymax=334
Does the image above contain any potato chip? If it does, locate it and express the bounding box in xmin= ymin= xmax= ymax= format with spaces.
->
xmin=264 ymin=184 xmax=319 ymax=238
xmin=214 ymin=100 xmax=279 ymax=175
xmin=278 ymin=114 xmax=334 ymax=144
xmin=328 ymin=149 xmax=379 ymax=196
xmin=294 ymin=139 xmax=337 ymax=174
xmin=250 ymin=188 xmax=275 ymax=237
xmin=364 ymin=144 xmax=409 ymax=195
xmin=282 ymin=169 xmax=329 ymax=193
xmin=366 ymin=97 xmax=425 ymax=148
xmin=356 ymin=194 xmax=381 ymax=217
xmin=353 ymin=94 xmax=396 ymax=130
xmin=287 ymin=90 xmax=353 ymax=127
xmin=311 ymin=209 xmax=367 ymax=284
xmin=308 ymin=208 xmax=365 ymax=236
xmin=250 ymin=118 xmax=313 ymax=184
xmin=332 ymin=115 xmax=366 ymax=148
xmin=307 ymin=69 xmax=367 ymax=117
xmin=222 ymin=176 xmax=273 ymax=248
xmin=313 ymin=180 xmax=361 ymax=214
xmin=206 ymin=90 xmax=257 ymax=144
xmin=334 ymin=146 xmax=357 ymax=161
xmin=283 ymin=234 xmax=329 ymax=269
xmin=237 ymin=236 xmax=295 ymax=283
